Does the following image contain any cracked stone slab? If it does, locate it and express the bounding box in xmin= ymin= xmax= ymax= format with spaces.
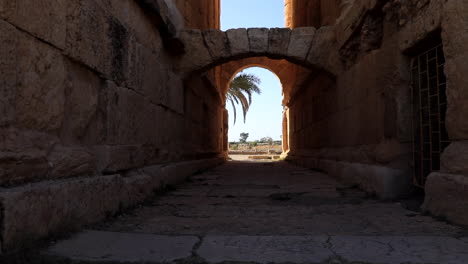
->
xmin=44 ymin=230 xmax=198 ymax=263
xmin=197 ymin=235 xmax=331 ymax=263
xmin=330 ymin=236 xmax=468 ymax=264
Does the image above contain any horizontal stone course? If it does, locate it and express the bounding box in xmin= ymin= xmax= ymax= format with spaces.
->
xmin=0 ymin=157 xmax=224 ymax=252
xmin=423 ymin=172 xmax=468 ymax=226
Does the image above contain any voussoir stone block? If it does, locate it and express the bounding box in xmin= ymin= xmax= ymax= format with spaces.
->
xmin=247 ymin=28 xmax=269 ymax=54
xmin=203 ymin=29 xmax=230 ymax=62
xmin=306 ymin=26 xmax=340 ymax=75
xmin=287 ymin=27 xmax=316 ymax=63
xmin=178 ymin=29 xmax=213 ymax=73
xmin=226 ymin=28 xmax=249 ymax=57
xmin=268 ymin=28 xmax=291 ymax=57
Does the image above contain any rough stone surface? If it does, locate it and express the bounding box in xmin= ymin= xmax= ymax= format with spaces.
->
xmin=47 ymin=145 xmax=95 ymax=180
xmin=45 ymin=231 xmax=198 ymax=263
xmin=441 ymin=141 xmax=468 ymax=174
xmin=0 ymin=20 xmax=17 ymax=127
xmin=198 ymin=235 xmax=330 ymax=263
xmin=306 ymin=26 xmax=339 ymax=74
xmin=0 ymin=174 xmax=123 ymax=251
xmin=99 ymin=162 xmax=463 ymax=237
xmin=0 ymin=0 xmax=67 ymax=49
xmin=330 ymin=235 xmax=468 ymax=264
xmin=178 ymin=29 xmax=213 ymax=72
xmin=267 ymin=28 xmax=291 ymax=57
xmin=203 ymin=29 xmax=230 ymax=61
xmin=95 ymin=145 xmax=146 ymax=174
xmin=291 ymin=158 xmax=412 ymax=200
xmin=247 ymin=28 xmax=269 ymax=54
xmin=287 ymin=27 xmax=316 ymax=63
xmin=16 ymin=33 xmax=66 ymax=132
xmin=0 ymin=158 xmax=222 ymax=252
xmin=423 ymin=172 xmax=468 ymax=226
xmin=65 ymin=0 xmax=112 ymax=77
xmin=63 ymin=60 xmax=100 ymax=139
xmin=43 ymin=161 xmax=468 ymax=264
xmin=226 ymin=28 xmax=249 ymax=57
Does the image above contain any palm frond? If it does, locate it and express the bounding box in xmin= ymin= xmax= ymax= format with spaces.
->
xmin=227 ymin=72 xmax=262 ymax=124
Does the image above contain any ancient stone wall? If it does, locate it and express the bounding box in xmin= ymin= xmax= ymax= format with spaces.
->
xmin=285 ymin=0 xmax=342 ymax=28
xmin=286 ymin=0 xmax=468 ymax=223
xmin=175 ymin=0 xmax=220 ymax=29
xmin=0 ymin=0 xmax=224 ymax=252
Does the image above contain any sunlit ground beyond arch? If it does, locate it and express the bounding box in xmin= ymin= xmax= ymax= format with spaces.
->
xmin=227 ymin=67 xmax=284 ymax=143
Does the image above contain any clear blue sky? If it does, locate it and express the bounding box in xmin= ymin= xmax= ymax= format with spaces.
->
xmin=221 ymin=0 xmax=285 ymax=142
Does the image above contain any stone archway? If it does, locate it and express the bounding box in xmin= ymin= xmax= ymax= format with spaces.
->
xmin=177 ymin=26 xmax=341 ymax=77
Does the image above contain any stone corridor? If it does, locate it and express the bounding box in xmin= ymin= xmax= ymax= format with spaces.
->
xmin=35 ymin=161 xmax=468 ymax=264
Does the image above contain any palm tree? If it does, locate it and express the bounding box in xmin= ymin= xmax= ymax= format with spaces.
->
xmin=226 ymin=73 xmax=262 ymax=124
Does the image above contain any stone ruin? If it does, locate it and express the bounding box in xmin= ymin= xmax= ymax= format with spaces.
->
xmin=0 ymin=0 xmax=467 ymax=254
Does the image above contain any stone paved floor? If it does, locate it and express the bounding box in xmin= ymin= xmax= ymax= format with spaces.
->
xmin=44 ymin=161 xmax=468 ymax=264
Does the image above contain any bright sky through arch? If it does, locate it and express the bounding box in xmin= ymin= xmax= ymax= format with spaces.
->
xmin=221 ymin=0 xmax=285 ymax=142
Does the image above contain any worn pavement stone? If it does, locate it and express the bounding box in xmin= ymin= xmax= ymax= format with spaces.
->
xmin=45 ymin=230 xmax=198 ymax=263
xmin=198 ymin=235 xmax=331 ymax=263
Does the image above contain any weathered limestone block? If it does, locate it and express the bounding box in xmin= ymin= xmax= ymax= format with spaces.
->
xmin=120 ymin=172 xmax=163 ymax=208
xmin=0 ymin=0 xmax=66 ymax=49
xmin=0 ymin=21 xmax=17 ymax=126
xmin=0 ymin=157 xmax=223 ymax=252
xmin=398 ymin=0 xmax=443 ymax=52
xmin=374 ymin=139 xmax=410 ymax=165
xmin=178 ymin=29 xmax=212 ymax=73
xmin=47 ymin=145 xmax=95 ymax=180
xmin=139 ymin=0 xmax=184 ymax=37
xmin=247 ymin=28 xmax=269 ymax=54
xmin=293 ymin=158 xmax=412 ymax=200
xmin=442 ymin=0 xmax=468 ymax=59
xmin=423 ymin=172 xmax=468 ymax=226
xmin=226 ymin=28 xmax=249 ymax=58
xmin=63 ymin=61 xmax=100 ymax=139
xmin=442 ymin=1 xmax=468 ymax=139
xmin=445 ymin=55 xmax=468 ymax=139
xmin=441 ymin=141 xmax=468 ymax=174
xmin=132 ymin=43 xmax=168 ymax=109
xmin=203 ymin=29 xmax=230 ymax=62
xmin=95 ymin=145 xmax=145 ymax=173
xmin=66 ymin=0 xmax=113 ymax=77
xmin=335 ymin=0 xmax=378 ymax=47
xmin=0 ymin=129 xmax=98 ymax=186
xmin=167 ymin=71 xmax=184 ymax=114
xmin=306 ymin=26 xmax=340 ymax=75
xmin=16 ymin=33 xmax=66 ymax=132
xmin=0 ymin=151 xmax=49 ymax=187
xmin=268 ymin=28 xmax=291 ymax=58
xmin=101 ymin=81 xmax=157 ymax=145
xmin=0 ymin=174 xmax=124 ymax=251
xmin=287 ymin=27 xmax=316 ymax=63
